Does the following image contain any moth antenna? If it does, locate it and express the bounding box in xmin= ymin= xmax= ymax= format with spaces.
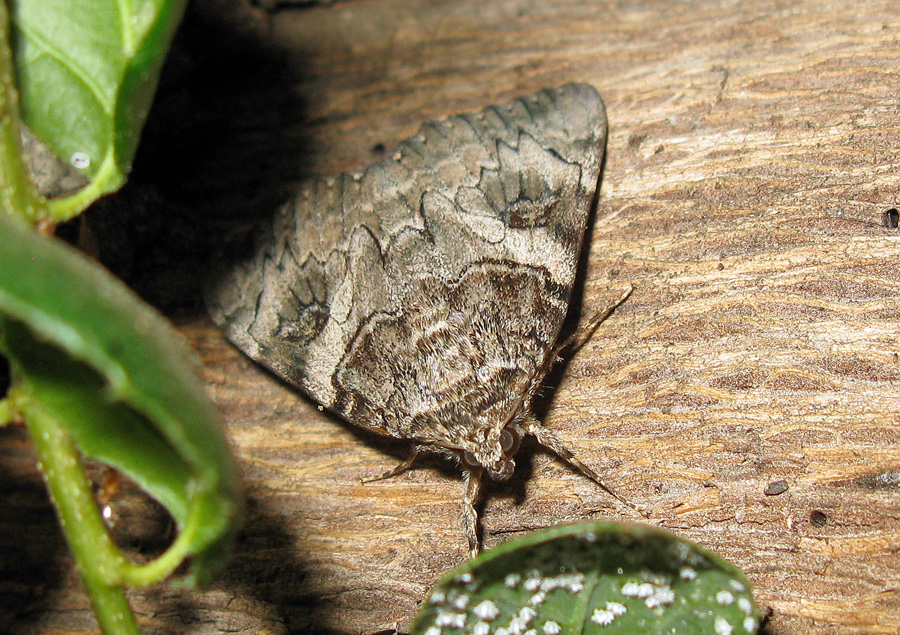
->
xmin=462 ymin=468 xmax=483 ymax=557
xmin=554 ymin=285 xmax=633 ymax=356
xmin=361 ymin=446 xmax=421 ymax=483
xmin=522 ymin=416 xmax=649 ymax=518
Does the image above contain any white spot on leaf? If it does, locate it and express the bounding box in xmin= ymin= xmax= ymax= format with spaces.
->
xmin=714 ymin=615 xmax=734 ymax=635
xmin=542 ymin=621 xmax=561 ymax=635
xmin=434 ymin=610 xmax=465 ymax=628
xmin=645 ymin=585 xmax=675 ymax=608
xmin=517 ymin=606 xmax=536 ymax=623
xmin=606 ymin=601 xmax=627 ymax=616
xmin=451 ymin=593 xmax=469 ymax=610
xmin=716 ymin=590 xmax=735 ymax=606
xmin=591 ymin=608 xmax=616 ymax=626
xmin=505 ymin=573 xmax=521 ymax=588
xmin=529 ymin=592 xmax=545 ymax=606
xmin=621 ymin=581 xmax=655 ymax=598
xmin=473 ymin=600 xmax=499 ymax=621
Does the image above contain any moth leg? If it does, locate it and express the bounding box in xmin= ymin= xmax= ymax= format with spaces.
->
xmin=462 ymin=468 xmax=483 ymax=558
xmin=361 ymin=446 xmax=421 ymax=483
xmin=553 ymin=285 xmax=633 ymax=357
xmin=522 ymin=416 xmax=648 ymax=518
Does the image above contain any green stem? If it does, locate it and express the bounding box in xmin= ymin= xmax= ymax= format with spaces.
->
xmin=21 ymin=393 xmax=142 ymax=635
xmin=0 ymin=1 xmax=47 ymax=224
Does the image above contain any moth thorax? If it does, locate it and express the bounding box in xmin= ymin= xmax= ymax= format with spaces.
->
xmin=461 ymin=427 xmax=522 ymax=481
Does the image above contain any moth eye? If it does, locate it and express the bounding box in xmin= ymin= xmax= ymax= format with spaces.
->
xmin=500 ymin=428 xmax=521 ymax=454
xmin=462 ymin=450 xmax=480 ymax=469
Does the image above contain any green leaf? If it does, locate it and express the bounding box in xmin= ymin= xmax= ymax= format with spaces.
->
xmin=8 ymin=0 xmax=189 ymax=219
xmin=411 ymin=522 xmax=761 ymax=635
xmin=0 ymin=212 xmax=243 ymax=585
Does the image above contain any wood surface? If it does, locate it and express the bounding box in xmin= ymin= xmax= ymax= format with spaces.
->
xmin=2 ymin=0 xmax=899 ymax=633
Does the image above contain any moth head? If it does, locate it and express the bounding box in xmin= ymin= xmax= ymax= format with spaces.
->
xmin=460 ymin=425 xmax=522 ymax=481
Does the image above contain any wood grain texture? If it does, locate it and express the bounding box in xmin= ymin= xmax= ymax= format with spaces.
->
xmin=2 ymin=0 xmax=899 ymax=633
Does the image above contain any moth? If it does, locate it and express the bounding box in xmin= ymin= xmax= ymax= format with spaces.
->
xmin=205 ymin=83 xmax=634 ymax=554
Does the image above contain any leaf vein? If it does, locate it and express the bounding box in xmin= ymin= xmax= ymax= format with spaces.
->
xmin=15 ymin=20 xmax=114 ymax=115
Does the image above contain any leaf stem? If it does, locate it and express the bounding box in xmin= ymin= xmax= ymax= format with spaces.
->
xmin=0 ymin=1 xmax=47 ymax=224
xmin=19 ymin=389 xmax=142 ymax=635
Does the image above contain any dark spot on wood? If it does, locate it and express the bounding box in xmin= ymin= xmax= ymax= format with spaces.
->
xmin=809 ymin=510 xmax=827 ymax=527
xmin=851 ymin=471 xmax=900 ymax=489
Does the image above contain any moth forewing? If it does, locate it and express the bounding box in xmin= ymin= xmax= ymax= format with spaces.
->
xmin=205 ymin=83 xmax=626 ymax=553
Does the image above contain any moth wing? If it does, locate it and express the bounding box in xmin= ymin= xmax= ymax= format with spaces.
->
xmin=205 ymin=83 xmax=607 ymax=441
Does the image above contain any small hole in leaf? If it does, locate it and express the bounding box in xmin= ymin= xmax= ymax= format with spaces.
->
xmin=84 ymin=460 xmax=177 ymax=562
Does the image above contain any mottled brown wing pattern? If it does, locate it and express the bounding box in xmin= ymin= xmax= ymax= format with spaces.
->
xmin=205 ymin=83 xmax=613 ymax=551
xmin=333 ymin=261 xmax=569 ymax=450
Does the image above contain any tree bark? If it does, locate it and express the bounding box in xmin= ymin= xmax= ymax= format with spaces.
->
xmin=3 ymin=0 xmax=899 ymax=633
